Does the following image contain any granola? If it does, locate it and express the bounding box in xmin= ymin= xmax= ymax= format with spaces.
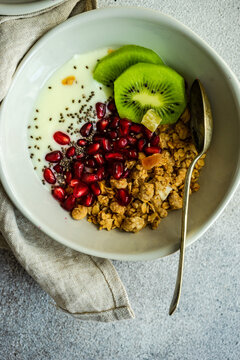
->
xmin=72 ymin=108 xmax=206 ymax=233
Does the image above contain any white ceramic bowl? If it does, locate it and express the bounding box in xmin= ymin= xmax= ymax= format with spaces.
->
xmin=0 ymin=8 xmax=240 ymax=260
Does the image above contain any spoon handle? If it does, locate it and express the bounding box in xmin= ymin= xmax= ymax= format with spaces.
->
xmin=169 ymin=153 xmax=202 ymax=315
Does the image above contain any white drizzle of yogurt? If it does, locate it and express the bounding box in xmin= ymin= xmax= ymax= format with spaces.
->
xmin=28 ymin=48 xmax=112 ymax=181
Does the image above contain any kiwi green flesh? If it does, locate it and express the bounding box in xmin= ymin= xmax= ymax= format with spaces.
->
xmin=114 ymin=63 xmax=187 ymax=125
xmin=93 ymin=45 xmax=163 ymax=87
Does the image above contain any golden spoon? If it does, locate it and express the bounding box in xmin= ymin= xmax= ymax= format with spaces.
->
xmin=169 ymin=79 xmax=213 ymax=315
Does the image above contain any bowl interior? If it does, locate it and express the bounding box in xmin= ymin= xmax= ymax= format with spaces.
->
xmin=0 ymin=8 xmax=239 ymax=260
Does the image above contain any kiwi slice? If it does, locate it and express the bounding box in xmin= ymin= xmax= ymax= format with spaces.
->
xmin=114 ymin=63 xmax=187 ymax=124
xmin=93 ymin=45 xmax=163 ymax=87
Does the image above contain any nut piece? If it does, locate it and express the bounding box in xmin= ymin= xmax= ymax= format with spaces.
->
xmin=72 ymin=205 xmax=88 ymax=220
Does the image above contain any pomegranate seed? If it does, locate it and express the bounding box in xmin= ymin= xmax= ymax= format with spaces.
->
xmin=92 ymin=134 xmax=105 ymax=143
xmin=137 ymin=138 xmax=147 ymax=151
xmin=122 ymin=168 xmax=130 ymax=179
xmin=119 ymin=118 xmax=131 ymax=136
xmin=109 ymin=116 xmax=119 ymax=129
xmin=108 ymin=130 xmax=118 ymax=140
xmin=65 ymin=170 xmax=72 ymax=184
xmin=62 ymin=194 xmax=76 ymax=211
xmin=107 ymin=100 xmax=116 ymax=112
xmin=90 ymin=182 xmax=101 ymax=196
xmin=66 ymin=146 xmax=76 ymax=158
xmin=77 ymin=139 xmax=88 ymax=147
xmin=85 ymin=158 xmax=96 ymax=168
xmin=105 ymin=152 xmax=124 ymax=161
xmin=45 ymin=150 xmax=62 ymax=163
xmin=53 ymin=164 xmax=63 ymax=173
xmin=116 ymin=137 xmax=128 ymax=149
xmin=130 ymin=124 xmax=142 ymax=134
xmin=113 ymin=162 xmax=124 ymax=179
xmin=82 ymin=193 xmax=94 ymax=207
xmin=127 ymin=135 xmax=137 ymax=146
xmin=97 ymin=118 xmax=109 ymax=132
xmin=81 ymin=173 xmax=98 ymax=183
xmin=143 ymin=127 xmax=153 ymax=140
xmin=43 ymin=168 xmax=56 ymax=184
xmin=69 ymin=179 xmax=80 ymax=187
xmin=150 ymin=134 xmax=160 ymax=146
xmin=116 ymin=188 xmax=132 ymax=206
xmin=96 ymin=102 xmax=106 ymax=119
xmin=52 ymin=187 xmax=65 ymax=201
xmin=96 ymin=167 xmax=106 ymax=180
xmin=126 ymin=149 xmax=138 ymax=159
xmin=102 ymin=138 xmax=112 ymax=152
xmin=87 ymin=143 xmax=101 ymax=155
xmin=76 ymin=154 xmax=85 ymax=160
xmin=53 ymin=131 xmax=70 ymax=145
xmin=80 ymin=122 xmax=92 ymax=137
xmin=145 ymin=146 xmax=161 ymax=155
xmin=94 ymin=153 xmax=105 ymax=166
xmin=73 ymin=161 xmax=84 ymax=178
xmin=73 ymin=182 xmax=89 ymax=198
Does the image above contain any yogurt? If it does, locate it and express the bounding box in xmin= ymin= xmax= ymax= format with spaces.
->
xmin=28 ymin=48 xmax=112 ymax=180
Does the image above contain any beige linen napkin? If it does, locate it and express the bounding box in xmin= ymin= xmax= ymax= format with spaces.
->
xmin=0 ymin=0 xmax=134 ymax=322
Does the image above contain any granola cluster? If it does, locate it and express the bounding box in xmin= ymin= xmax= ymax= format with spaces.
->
xmin=72 ymin=108 xmax=206 ymax=232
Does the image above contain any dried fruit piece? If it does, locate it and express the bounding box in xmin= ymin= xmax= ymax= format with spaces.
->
xmin=53 ymin=131 xmax=70 ymax=145
xmin=141 ymin=109 xmax=162 ymax=132
xmin=44 ymin=168 xmax=56 ymax=184
xmin=45 ymin=150 xmax=62 ymax=163
xmin=61 ymin=76 xmax=75 ymax=85
xmin=141 ymin=153 xmax=162 ymax=170
xmin=52 ymin=187 xmax=65 ymax=201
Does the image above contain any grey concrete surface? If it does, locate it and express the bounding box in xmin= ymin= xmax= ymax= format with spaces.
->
xmin=1 ymin=0 xmax=240 ymax=359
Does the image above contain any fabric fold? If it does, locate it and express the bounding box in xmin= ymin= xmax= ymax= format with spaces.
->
xmin=0 ymin=0 xmax=134 ymax=322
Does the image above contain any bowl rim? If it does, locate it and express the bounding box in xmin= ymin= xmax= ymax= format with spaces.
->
xmin=0 ymin=0 xmax=65 ymax=16
xmin=0 ymin=7 xmax=240 ymax=261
